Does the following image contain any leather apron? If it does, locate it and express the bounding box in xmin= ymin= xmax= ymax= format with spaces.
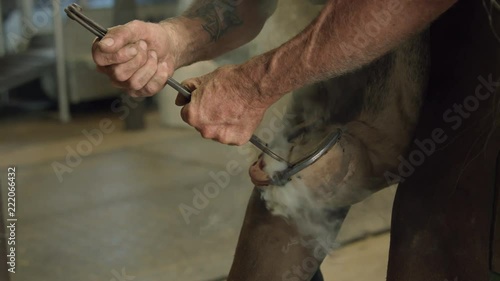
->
xmin=387 ymin=1 xmax=500 ymax=280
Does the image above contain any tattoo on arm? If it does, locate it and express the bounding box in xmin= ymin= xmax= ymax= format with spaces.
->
xmin=186 ymin=0 xmax=244 ymax=41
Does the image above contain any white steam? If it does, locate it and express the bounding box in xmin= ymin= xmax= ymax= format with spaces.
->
xmin=259 ymin=145 xmax=347 ymax=256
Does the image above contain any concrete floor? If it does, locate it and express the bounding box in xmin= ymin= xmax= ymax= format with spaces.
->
xmin=0 ymin=109 xmax=393 ymax=281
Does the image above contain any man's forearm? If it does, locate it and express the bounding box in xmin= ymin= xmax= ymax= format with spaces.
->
xmin=163 ymin=0 xmax=277 ymax=68
xmin=240 ymin=0 xmax=456 ymax=105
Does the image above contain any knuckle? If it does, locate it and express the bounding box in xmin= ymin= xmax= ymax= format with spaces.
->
xmin=128 ymin=79 xmax=143 ymax=91
xmin=128 ymin=52 xmax=145 ymax=70
xmin=158 ymin=62 xmax=170 ymax=74
xmin=113 ymin=72 xmax=127 ymax=82
xmin=98 ymin=56 xmax=113 ymax=66
xmin=138 ymin=51 xmax=149 ymax=66
xmin=116 ymin=50 xmax=130 ymax=63
xmin=122 ymin=20 xmax=140 ymax=36
xmin=129 ymin=20 xmax=142 ymax=27
xmin=125 ymin=20 xmax=142 ymax=36
xmin=154 ymin=75 xmax=168 ymax=89
xmin=147 ymin=54 xmax=157 ymax=66
xmin=113 ymin=53 xmax=124 ymax=63
xmin=115 ymin=72 xmax=129 ymax=83
xmin=145 ymin=83 xmax=159 ymax=95
xmin=112 ymin=67 xmax=129 ymax=82
xmin=92 ymin=53 xmax=105 ymax=66
xmin=139 ymin=75 xmax=149 ymax=88
xmin=131 ymin=60 xmax=142 ymax=71
xmin=158 ymin=70 xmax=170 ymax=81
xmin=200 ymin=129 xmax=213 ymax=139
xmin=231 ymin=139 xmax=243 ymax=146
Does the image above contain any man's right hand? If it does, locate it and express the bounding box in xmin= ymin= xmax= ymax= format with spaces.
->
xmin=92 ymin=20 xmax=180 ymax=97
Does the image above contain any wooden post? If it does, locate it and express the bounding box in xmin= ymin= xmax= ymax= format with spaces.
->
xmin=53 ymin=0 xmax=70 ymax=122
xmin=0 ymin=2 xmax=5 ymax=56
xmin=19 ymin=0 xmax=34 ymax=21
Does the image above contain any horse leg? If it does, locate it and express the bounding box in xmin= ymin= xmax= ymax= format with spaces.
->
xmin=227 ymin=188 xmax=328 ymax=281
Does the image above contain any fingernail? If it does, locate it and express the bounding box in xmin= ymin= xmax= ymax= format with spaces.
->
xmin=139 ymin=40 xmax=147 ymax=51
xmin=101 ymin=38 xmax=114 ymax=47
xmin=127 ymin=47 xmax=138 ymax=57
xmin=150 ymin=51 xmax=157 ymax=60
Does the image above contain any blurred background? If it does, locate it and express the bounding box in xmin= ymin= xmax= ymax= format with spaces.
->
xmin=0 ymin=0 xmax=397 ymax=280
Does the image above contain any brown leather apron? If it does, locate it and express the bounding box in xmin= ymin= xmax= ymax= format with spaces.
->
xmin=387 ymin=1 xmax=500 ymax=280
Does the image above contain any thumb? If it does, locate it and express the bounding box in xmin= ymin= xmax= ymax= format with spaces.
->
xmin=98 ymin=20 xmax=145 ymax=53
xmin=175 ymin=78 xmax=200 ymax=106
xmin=175 ymin=93 xmax=190 ymax=106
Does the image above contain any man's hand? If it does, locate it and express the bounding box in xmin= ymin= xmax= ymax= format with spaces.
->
xmin=177 ymin=65 xmax=269 ymax=145
xmin=92 ymin=20 xmax=181 ymax=97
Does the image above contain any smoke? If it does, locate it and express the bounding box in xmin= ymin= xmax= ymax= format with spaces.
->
xmin=259 ymin=137 xmax=349 ymax=256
